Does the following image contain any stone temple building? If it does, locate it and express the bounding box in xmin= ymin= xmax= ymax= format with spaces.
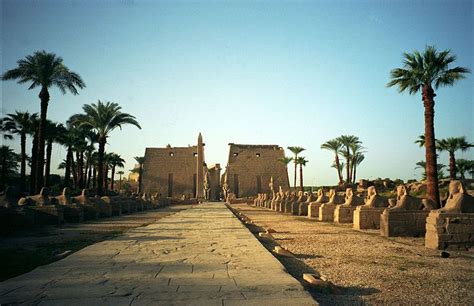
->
xmin=221 ymin=144 xmax=290 ymax=198
xmin=142 ymin=133 xmax=221 ymax=200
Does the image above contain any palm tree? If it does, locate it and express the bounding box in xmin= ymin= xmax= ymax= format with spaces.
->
xmin=108 ymin=153 xmax=125 ymax=191
xmin=337 ymin=135 xmax=360 ymax=183
xmin=0 ymin=146 xmax=20 ymax=190
xmin=321 ymin=139 xmax=343 ymax=185
xmin=387 ymin=45 xmax=470 ymax=206
xmin=1 ymin=111 xmax=38 ymax=191
xmin=71 ymin=101 xmax=141 ymax=195
xmin=27 ymin=117 xmax=40 ymax=193
xmin=455 ymin=159 xmax=474 ymax=180
xmin=351 ymin=153 xmax=365 ymax=184
xmin=2 ymin=51 xmax=86 ymax=193
xmin=437 ymin=137 xmax=472 ymax=180
xmin=296 ymin=157 xmax=308 ymax=192
xmin=287 ymin=147 xmax=305 ymax=190
xmin=415 ymin=161 xmax=446 ymax=181
xmin=117 ymin=170 xmax=125 ymax=191
xmin=44 ymin=120 xmax=63 ymax=187
xmin=134 ymin=156 xmax=145 ymax=194
xmin=57 ymin=123 xmax=81 ymax=188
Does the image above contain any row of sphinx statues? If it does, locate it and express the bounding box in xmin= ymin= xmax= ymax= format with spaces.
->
xmin=254 ymin=180 xmax=474 ymax=215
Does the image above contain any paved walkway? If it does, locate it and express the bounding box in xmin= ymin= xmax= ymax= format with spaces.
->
xmin=0 ymin=203 xmax=316 ymax=305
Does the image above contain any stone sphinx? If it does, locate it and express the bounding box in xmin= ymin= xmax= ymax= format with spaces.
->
xmin=381 ymin=185 xmax=435 ymax=237
xmin=308 ymin=188 xmax=329 ymax=218
xmin=334 ymin=188 xmax=365 ymax=223
xmin=0 ymin=186 xmax=19 ymax=209
xmin=438 ymin=180 xmax=474 ymax=213
xmin=284 ymin=192 xmax=297 ymax=214
xmin=353 ymin=186 xmax=389 ymax=230
xmin=52 ymin=188 xmax=84 ymax=222
xmin=17 ymin=187 xmax=64 ymax=225
xmin=426 ymin=180 xmax=474 ymax=250
xmin=278 ymin=191 xmax=289 ymax=212
xmin=319 ymin=189 xmax=345 ymax=222
xmin=388 ymin=185 xmax=435 ymax=211
xmin=291 ymin=191 xmax=306 ymax=215
xmin=73 ymin=189 xmax=111 ymax=218
xmin=299 ymin=192 xmax=316 ymax=216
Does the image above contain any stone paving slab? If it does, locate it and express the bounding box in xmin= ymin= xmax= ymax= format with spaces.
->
xmin=0 ymin=202 xmax=316 ymax=305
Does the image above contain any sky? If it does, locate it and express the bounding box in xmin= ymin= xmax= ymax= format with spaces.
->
xmin=1 ymin=0 xmax=473 ymax=186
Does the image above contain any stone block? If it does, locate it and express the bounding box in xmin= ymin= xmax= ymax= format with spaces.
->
xmin=308 ymin=203 xmax=323 ymax=219
xmin=425 ymin=211 xmax=474 ymax=250
xmin=334 ymin=205 xmax=357 ymax=223
xmin=319 ymin=204 xmax=336 ymax=222
xmin=353 ymin=206 xmax=385 ymax=230
xmin=380 ymin=210 xmax=429 ymax=237
xmin=26 ymin=205 xmax=64 ymax=225
xmin=298 ymin=202 xmax=308 ymax=216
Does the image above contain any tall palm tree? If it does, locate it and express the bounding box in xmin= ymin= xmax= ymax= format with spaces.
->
xmin=72 ymin=101 xmax=141 ymax=195
xmin=437 ymin=137 xmax=472 ymax=180
xmin=287 ymin=146 xmax=305 ymax=190
xmin=134 ymin=156 xmax=145 ymax=194
xmin=108 ymin=153 xmax=125 ymax=191
xmin=415 ymin=161 xmax=446 ymax=181
xmin=387 ymin=45 xmax=470 ymax=206
xmin=2 ymin=51 xmax=85 ymax=193
xmin=1 ymin=111 xmax=38 ymax=191
xmin=455 ymin=159 xmax=473 ymax=180
xmin=351 ymin=153 xmax=365 ymax=184
xmin=27 ymin=117 xmax=40 ymax=193
xmin=296 ymin=157 xmax=308 ymax=192
xmin=337 ymin=135 xmax=360 ymax=183
xmin=57 ymin=123 xmax=82 ymax=188
xmin=321 ymin=139 xmax=343 ymax=185
xmin=0 ymin=146 xmax=20 ymax=190
xmin=117 ymin=170 xmax=125 ymax=191
xmin=43 ymin=120 xmax=64 ymax=187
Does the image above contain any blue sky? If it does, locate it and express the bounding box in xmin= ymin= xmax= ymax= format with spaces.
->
xmin=1 ymin=0 xmax=473 ymax=186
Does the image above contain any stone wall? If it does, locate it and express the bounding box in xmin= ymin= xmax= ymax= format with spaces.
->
xmin=223 ymin=144 xmax=290 ymax=198
xmin=425 ymin=211 xmax=474 ymax=250
xmin=208 ymin=164 xmax=221 ymax=201
xmin=380 ymin=210 xmax=429 ymax=237
xmin=142 ymin=146 xmax=201 ymax=198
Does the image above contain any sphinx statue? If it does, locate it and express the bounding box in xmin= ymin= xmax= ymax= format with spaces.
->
xmin=53 ymin=187 xmax=73 ymax=206
xmin=363 ymin=186 xmax=390 ymax=208
xmin=313 ymin=188 xmax=329 ymax=204
xmin=341 ymin=188 xmax=365 ymax=206
xmin=389 ymin=185 xmax=436 ymax=211
xmin=299 ymin=191 xmax=316 ymax=216
xmin=438 ymin=180 xmax=474 ymax=213
xmin=18 ymin=187 xmax=51 ymax=207
xmin=308 ymin=188 xmax=329 ymax=218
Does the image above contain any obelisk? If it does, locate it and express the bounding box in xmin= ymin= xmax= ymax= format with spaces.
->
xmin=196 ymin=133 xmax=204 ymax=199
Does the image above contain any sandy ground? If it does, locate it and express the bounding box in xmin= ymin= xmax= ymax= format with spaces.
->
xmin=231 ymin=203 xmax=474 ymax=305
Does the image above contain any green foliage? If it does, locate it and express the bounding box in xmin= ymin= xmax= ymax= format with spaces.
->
xmin=0 ymin=146 xmax=20 ymax=189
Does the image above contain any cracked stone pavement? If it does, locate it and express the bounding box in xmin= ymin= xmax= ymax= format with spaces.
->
xmin=0 ymin=202 xmax=316 ymax=305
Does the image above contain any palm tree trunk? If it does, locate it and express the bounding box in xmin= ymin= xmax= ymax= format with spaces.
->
xmin=103 ymin=164 xmax=108 ymax=192
xmin=353 ymin=164 xmax=357 ymax=184
xmin=93 ymin=166 xmax=97 ymax=190
xmin=71 ymin=153 xmax=77 ymax=189
xmin=449 ymin=152 xmax=456 ymax=180
xmin=44 ymin=140 xmax=53 ymax=187
xmin=20 ymin=132 xmax=26 ymax=192
xmin=138 ymin=164 xmax=143 ymax=194
xmin=335 ymin=154 xmax=343 ymax=185
xmin=30 ymin=135 xmax=38 ymax=193
xmin=111 ymin=165 xmax=115 ymax=191
xmin=345 ymin=149 xmax=350 ymax=184
xmin=119 ymin=174 xmax=122 ymax=191
xmin=36 ymin=86 xmax=49 ymax=193
xmin=97 ymin=137 xmax=105 ymax=195
xmin=293 ymin=159 xmax=297 ymax=190
xmin=65 ymin=146 xmax=73 ymax=188
xmin=422 ymin=85 xmax=440 ymax=207
xmin=299 ymin=163 xmax=303 ymax=192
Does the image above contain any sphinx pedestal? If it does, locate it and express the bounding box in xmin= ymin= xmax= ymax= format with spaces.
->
xmin=81 ymin=205 xmax=99 ymax=220
xmin=298 ymin=202 xmax=309 ymax=216
xmin=27 ymin=206 xmax=64 ymax=225
xmin=425 ymin=211 xmax=474 ymax=250
xmin=319 ymin=204 xmax=337 ymax=222
xmin=62 ymin=205 xmax=84 ymax=223
xmin=308 ymin=203 xmax=323 ymax=219
xmin=380 ymin=210 xmax=429 ymax=237
xmin=353 ymin=206 xmax=385 ymax=230
xmin=334 ymin=205 xmax=358 ymax=223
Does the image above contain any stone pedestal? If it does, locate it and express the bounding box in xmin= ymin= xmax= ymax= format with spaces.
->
xmin=120 ymin=201 xmax=131 ymax=214
xmin=27 ymin=206 xmax=64 ymax=225
xmin=298 ymin=202 xmax=308 ymax=216
xmin=319 ymin=204 xmax=337 ymax=222
xmin=81 ymin=205 xmax=99 ymax=220
xmin=291 ymin=202 xmax=300 ymax=215
xmin=334 ymin=205 xmax=358 ymax=223
xmin=62 ymin=206 xmax=84 ymax=223
xmin=425 ymin=211 xmax=474 ymax=250
xmin=353 ymin=206 xmax=385 ymax=230
xmin=380 ymin=210 xmax=429 ymax=237
xmin=308 ymin=203 xmax=323 ymax=219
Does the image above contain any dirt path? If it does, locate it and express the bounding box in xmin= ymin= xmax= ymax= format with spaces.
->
xmin=231 ymin=203 xmax=474 ymax=305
